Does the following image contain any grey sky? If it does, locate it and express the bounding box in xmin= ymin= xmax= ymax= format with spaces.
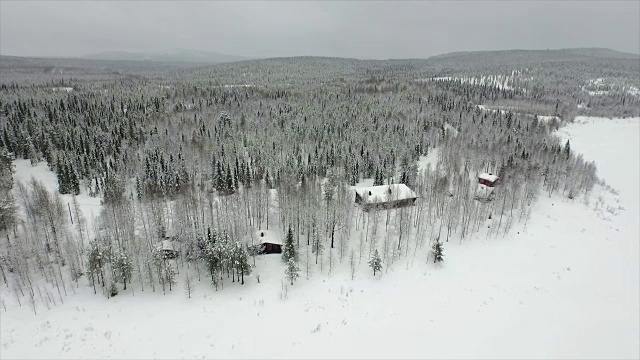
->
xmin=1 ymin=1 xmax=638 ymax=59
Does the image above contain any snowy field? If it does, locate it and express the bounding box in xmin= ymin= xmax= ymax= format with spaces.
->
xmin=1 ymin=117 xmax=639 ymax=359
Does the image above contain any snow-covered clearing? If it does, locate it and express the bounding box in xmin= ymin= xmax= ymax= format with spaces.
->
xmin=476 ymin=104 xmax=559 ymax=123
xmin=416 ymin=71 xmax=527 ymax=92
xmin=11 ymin=160 xmax=103 ymax=236
xmin=1 ymin=118 xmax=638 ymax=359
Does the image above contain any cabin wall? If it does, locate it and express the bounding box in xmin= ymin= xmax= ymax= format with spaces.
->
xmin=263 ymin=243 xmax=282 ymax=254
xmin=361 ymin=198 xmax=418 ymax=211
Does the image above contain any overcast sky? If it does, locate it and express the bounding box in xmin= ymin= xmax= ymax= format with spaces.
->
xmin=1 ymin=1 xmax=638 ymax=59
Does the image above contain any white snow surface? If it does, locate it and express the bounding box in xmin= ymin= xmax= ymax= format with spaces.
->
xmin=11 ymin=160 xmax=103 ymax=236
xmin=1 ymin=118 xmax=639 ymax=359
xmin=478 ymin=173 xmax=499 ymax=182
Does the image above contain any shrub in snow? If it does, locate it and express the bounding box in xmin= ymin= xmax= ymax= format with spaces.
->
xmin=109 ymin=282 xmax=118 ymax=297
xmin=282 ymin=226 xmax=297 ymax=263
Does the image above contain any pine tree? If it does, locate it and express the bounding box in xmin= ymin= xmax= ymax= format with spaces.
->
xmin=432 ymin=238 xmax=444 ymax=263
xmin=285 ymin=258 xmax=300 ymax=285
xmin=57 ymin=158 xmax=68 ymax=194
xmin=215 ymin=162 xmax=225 ymax=193
xmin=282 ymin=226 xmax=297 ymax=262
xmin=368 ymin=249 xmax=383 ymax=276
xmin=225 ymin=164 xmax=235 ymax=195
xmin=373 ymin=168 xmax=382 ymax=186
xmin=70 ymin=165 xmax=80 ymax=195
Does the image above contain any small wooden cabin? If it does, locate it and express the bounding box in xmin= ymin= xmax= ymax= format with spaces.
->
xmin=478 ymin=173 xmax=499 ymax=187
xmin=156 ymin=240 xmax=179 ymax=259
xmin=254 ymin=230 xmax=283 ymax=254
xmin=354 ymin=184 xmax=418 ymax=211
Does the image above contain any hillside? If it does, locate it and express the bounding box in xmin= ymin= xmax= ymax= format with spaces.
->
xmin=428 ymin=47 xmax=639 ymax=63
xmin=82 ymin=49 xmax=250 ymax=64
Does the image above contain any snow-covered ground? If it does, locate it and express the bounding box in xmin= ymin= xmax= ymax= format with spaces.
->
xmin=1 ymin=118 xmax=638 ymax=359
xmin=11 ymin=160 xmax=103 ymax=236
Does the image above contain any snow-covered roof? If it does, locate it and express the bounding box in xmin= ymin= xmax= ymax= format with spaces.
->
xmin=157 ymin=240 xmax=175 ymax=251
xmin=354 ymin=184 xmax=417 ymax=204
xmin=479 ymin=173 xmax=499 ymax=182
xmin=254 ymin=230 xmax=283 ymax=245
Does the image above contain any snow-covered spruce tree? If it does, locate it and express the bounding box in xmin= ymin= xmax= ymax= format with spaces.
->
xmin=368 ymin=249 xmax=383 ymax=276
xmin=282 ymin=226 xmax=297 ymax=262
xmin=285 ymin=258 xmax=300 ymax=285
xmin=432 ymin=238 xmax=444 ymax=264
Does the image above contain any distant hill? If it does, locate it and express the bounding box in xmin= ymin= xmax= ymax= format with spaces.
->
xmin=82 ymin=49 xmax=250 ymax=64
xmin=429 ymin=48 xmax=639 ymax=62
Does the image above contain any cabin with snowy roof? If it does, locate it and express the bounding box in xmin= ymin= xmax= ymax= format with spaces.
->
xmin=253 ymin=230 xmax=283 ymax=254
xmin=478 ymin=173 xmax=499 ymax=187
xmin=354 ymin=184 xmax=418 ymax=211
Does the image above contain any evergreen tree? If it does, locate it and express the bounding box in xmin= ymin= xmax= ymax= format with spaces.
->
xmin=282 ymin=226 xmax=297 ymax=262
xmin=225 ymin=164 xmax=235 ymax=195
xmin=56 ymin=158 xmax=69 ymax=194
xmin=373 ymin=168 xmax=381 ymax=186
xmin=70 ymin=164 xmax=80 ymax=195
xmin=215 ymin=162 xmax=225 ymax=193
xmin=285 ymin=258 xmax=300 ymax=285
xmin=432 ymin=238 xmax=444 ymax=263
xmin=368 ymin=249 xmax=383 ymax=276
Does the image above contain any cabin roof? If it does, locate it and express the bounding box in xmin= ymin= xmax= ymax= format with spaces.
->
xmin=157 ymin=240 xmax=176 ymax=251
xmin=254 ymin=229 xmax=283 ymax=245
xmin=354 ymin=184 xmax=417 ymax=204
xmin=479 ymin=173 xmax=499 ymax=182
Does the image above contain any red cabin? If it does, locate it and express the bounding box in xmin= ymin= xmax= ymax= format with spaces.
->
xmin=478 ymin=173 xmax=499 ymax=187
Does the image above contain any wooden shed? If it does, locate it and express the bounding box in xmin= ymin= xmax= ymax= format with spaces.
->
xmin=254 ymin=230 xmax=283 ymax=254
xmin=354 ymin=184 xmax=418 ymax=211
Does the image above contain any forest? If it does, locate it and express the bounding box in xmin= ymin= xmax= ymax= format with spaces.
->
xmin=0 ymin=50 xmax=638 ymax=308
